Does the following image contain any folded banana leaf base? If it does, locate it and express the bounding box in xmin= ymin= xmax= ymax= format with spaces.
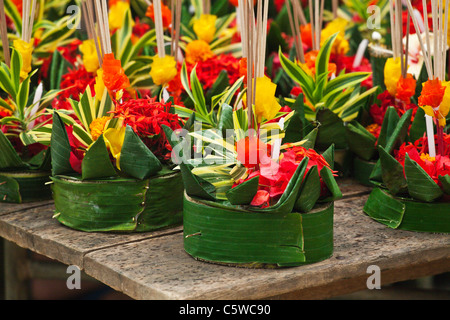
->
xmin=183 ymin=193 xmax=334 ymax=268
xmin=352 ymin=157 xmax=376 ymax=187
xmin=363 ymin=188 xmax=450 ymax=233
xmin=0 ymin=170 xmax=52 ymax=203
xmin=51 ymin=170 xmax=183 ymax=232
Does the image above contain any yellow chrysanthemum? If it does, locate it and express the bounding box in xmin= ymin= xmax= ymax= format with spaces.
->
xmin=193 ymin=14 xmax=217 ymax=44
xmin=185 ymin=40 xmax=214 ymax=65
xmin=89 ymin=116 xmax=111 ymax=141
xmin=149 ymin=55 xmax=178 ymax=86
xmin=254 ymin=76 xmax=281 ymax=123
xmin=94 ymin=69 xmax=105 ymax=101
xmin=79 ymin=39 xmax=100 ymax=73
xmin=109 ymin=1 xmax=134 ymax=30
xmin=420 ymin=153 xmax=436 ymax=163
xmin=13 ymin=39 xmax=33 ymax=80
xmin=384 ymin=57 xmax=402 ymax=97
xmin=103 ymin=127 xmax=126 ymax=169
xmin=320 ymin=18 xmax=349 ymax=55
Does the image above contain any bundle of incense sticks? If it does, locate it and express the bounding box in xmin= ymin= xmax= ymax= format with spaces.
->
xmin=239 ymin=0 xmax=269 ymax=129
xmin=285 ymin=0 xmax=306 ymax=63
xmin=405 ymin=0 xmax=450 ymax=157
xmin=309 ymin=0 xmax=324 ymax=51
xmin=171 ymin=0 xmax=182 ymax=59
xmin=22 ymin=0 xmax=37 ymax=43
xmin=82 ymin=0 xmax=113 ymax=66
xmin=0 ymin=0 xmax=9 ymax=66
xmin=81 ymin=0 xmax=103 ymax=66
xmin=389 ymin=0 xmax=410 ymax=78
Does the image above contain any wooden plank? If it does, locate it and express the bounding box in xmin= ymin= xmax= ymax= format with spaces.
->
xmin=0 ymin=200 xmax=53 ymax=216
xmin=82 ymin=195 xmax=450 ymax=300
xmin=336 ymin=177 xmax=372 ymax=198
xmin=0 ymin=203 xmax=183 ymax=268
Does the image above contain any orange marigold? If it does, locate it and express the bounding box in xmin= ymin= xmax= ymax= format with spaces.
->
xmin=395 ymin=73 xmax=417 ymax=103
xmin=145 ymin=3 xmax=172 ymax=29
xmin=418 ymin=79 xmax=446 ymax=109
xmin=185 ymin=40 xmax=214 ymax=65
xmin=89 ymin=116 xmax=111 ymax=141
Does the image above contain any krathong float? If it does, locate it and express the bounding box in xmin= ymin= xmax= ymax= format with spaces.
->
xmin=278 ymin=0 xmax=378 ymax=174
xmin=364 ymin=0 xmax=450 ymax=233
xmin=48 ymin=1 xmax=184 ymax=232
xmin=0 ymin=2 xmax=60 ymax=203
xmin=166 ymin=0 xmax=342 ymax=267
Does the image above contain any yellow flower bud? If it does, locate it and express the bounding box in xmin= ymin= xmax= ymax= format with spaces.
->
xmin=13 ymin=39 xmax=33 ymax=80
xmin=193 ymin=14 xmax=217 ymax=44
xmin=384 ymin=57 xmax=402 ymax=97
xmin=109 ymin=1 xmax=134 ymax=31
xmin=150 ymin=55 xmax=178 ymax=86
xmin=79 ymin=39 xmax=100 ymax=73
xmin=94 ymin=69 xmax=105 ymax=101
xmin=254 ymin=76 xmax=281 ymax=123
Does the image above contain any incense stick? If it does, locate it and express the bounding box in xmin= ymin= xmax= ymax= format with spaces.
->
xmin=0 ymin=0 xmax=10 ymax=67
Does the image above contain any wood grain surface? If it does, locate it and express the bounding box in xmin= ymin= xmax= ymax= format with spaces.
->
xmin=0 ymin=179 xmax=448 ymax=300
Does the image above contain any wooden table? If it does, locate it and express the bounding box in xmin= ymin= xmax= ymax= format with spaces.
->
xmin=1 ymin=179 xmax=449 ymax=300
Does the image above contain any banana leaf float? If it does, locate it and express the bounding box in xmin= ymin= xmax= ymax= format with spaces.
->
xmin=0 ymin=49 xmax=60 ymax=203
xmin=165 ymin=51 xmax=342 ymax=266
xmin=48 ymin=84 xmax=184 ymax=232
xmin=364 ymin=87 xmax=450 ymax=233
xmin=279 ymin=33 xmax=378 ymax=175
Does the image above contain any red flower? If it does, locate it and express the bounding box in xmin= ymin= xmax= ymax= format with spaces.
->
xmin=394 ymin=133 xmax=450 ymax=188
xmin=112 ymin=97 xmax=182 ymax=161
xmin=234 ymin=144 xmax=337 ymax=208
xmin=66 ymin=125 xmax=85 ymax=173
xmin=185 ymin=53 xmax=241 ymax=91
xmin=52 ymin=66 xmax=96 ymax=111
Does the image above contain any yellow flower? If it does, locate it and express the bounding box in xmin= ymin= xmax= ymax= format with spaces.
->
xmin=103 ymin=127 xmax=126 ymax=169
xmin=320 ymin=18 xmax=349 ymax=55
xmin=94 ymin=69 xmax=105 ymax=101
xmin=79 ymin=39 xmax=100 ymax=73
xmin=193 ymin=14 xmax=217 ymax=44
xmin=89 ymin=116 xmax=111 ymax=141
xmin=13 ymin=39 xmax=33 ymax=80
xmin=254 ymin=76 xmax=281 ymax=123
xmin=108 ymin=1 xmax=134 ymax=31
xmin=420 ymin=153 xmax=436 ymax=163
xmin=185 ymin=40 xmax=214 ymax=65
xmin=149 ymin=55 xmax=178 ymax=86
xmin=435 ymin=81 xmax=450 ymax=127
xmin=384 ymin=57 xmax=402 ymax=97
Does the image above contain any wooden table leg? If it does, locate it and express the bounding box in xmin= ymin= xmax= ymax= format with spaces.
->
xmin=3 ymin=239 xmax=30 ymax=300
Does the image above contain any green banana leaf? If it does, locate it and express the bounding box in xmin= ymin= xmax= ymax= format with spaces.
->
xmin=183 ymin=193 xmax=334 ymax=267
xmin=0 ymin=170 xmax=52 ymax=203
xmin=404 ymin=153 xmax=443 ymax=202
xmin=364 ymin=188 xmax=450 ymax=233
xmin=52 ymin=169 xmax=183 ymax=232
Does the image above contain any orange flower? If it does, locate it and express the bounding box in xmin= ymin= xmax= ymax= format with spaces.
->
xmin=102 ymin=53 xmax=130 ymax=98
xmin=395 ymin=73 xmax=417 ymax=103
xmin=302 ymin=50 xmax=336 ymax=76
xmin=418 ymin=79 xmax=446 ymax=109
xmin=146 ymin=3 xmax=172 ymax=29
xmin=239 ymin=57 xmax=248 ymax=83
xmin=300 ymin=23 xmax=313 ymax=49
xmin=89 ymin=116 xmax=111 ymax=141
xmin=185 ymin=40 xmax=214 ymax=65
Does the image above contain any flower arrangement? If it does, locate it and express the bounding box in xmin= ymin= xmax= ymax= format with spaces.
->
xmin=0 ymin=2 xmax=62 ymax=203
xmin=167 ymin=0 xmax=341 ymax=267
xmin=46 ymin=1 xmax=184 ymax=232
xmin=363 ymin=0 xmax=450 ymax=233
